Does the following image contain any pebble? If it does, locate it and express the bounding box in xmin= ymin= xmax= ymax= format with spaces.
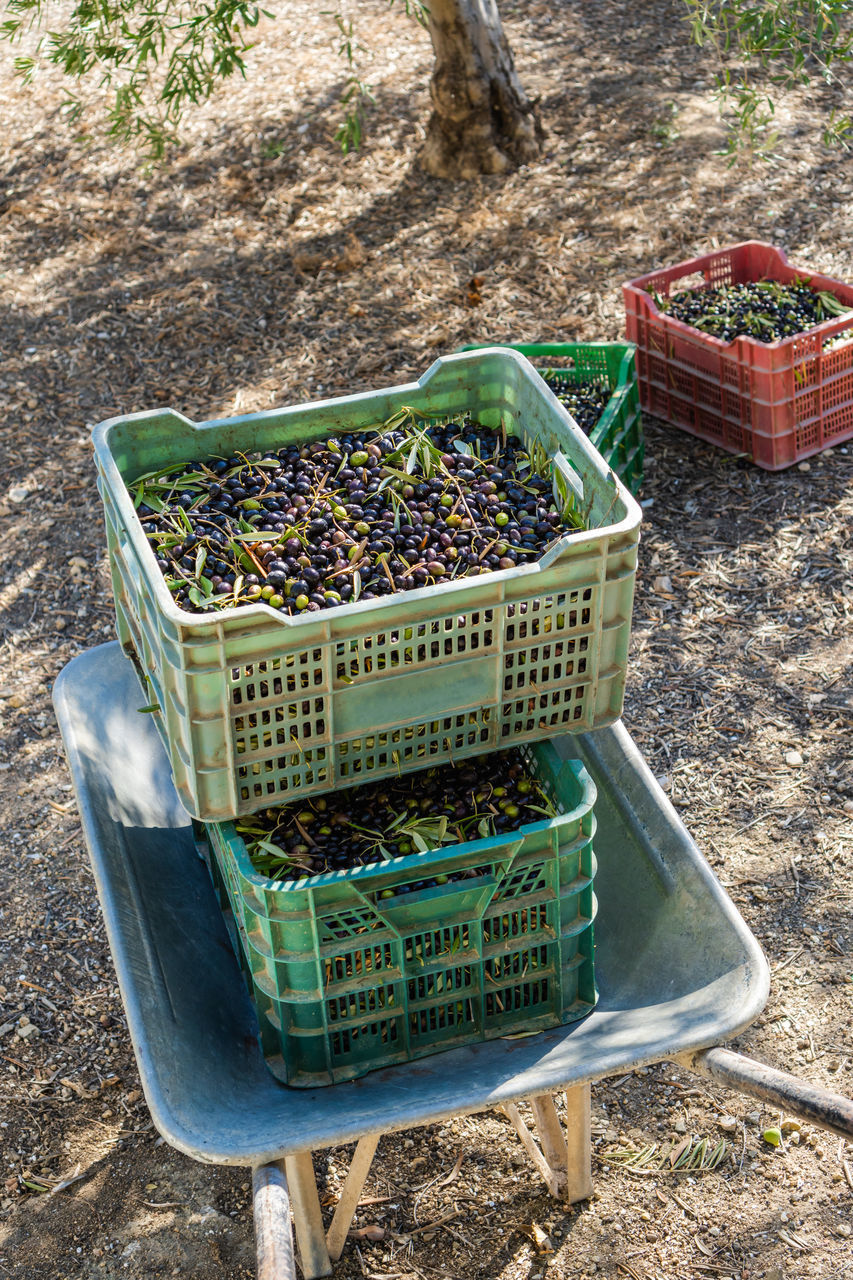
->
xmin=8 ymin=486 xmax=28 ymax=503
xmin=837 ymin=1223 xmax=852 ymax=1238
xmin=718 ymin=1115 xmax=738 ymax=1133
xmin=784 ymin=750 xmax=804 ymax=767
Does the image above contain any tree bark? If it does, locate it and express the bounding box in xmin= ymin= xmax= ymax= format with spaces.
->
xmin=420 ymin=0 xmax=541 ymax=178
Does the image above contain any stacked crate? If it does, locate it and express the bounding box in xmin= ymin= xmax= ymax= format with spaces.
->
xmin=460 ymin=342 xmax=644 ymax=495
xmin=93 ymin=349 xmax=643 ymax=1086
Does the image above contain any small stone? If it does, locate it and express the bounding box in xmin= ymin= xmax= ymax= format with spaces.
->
xmin=780 ymin=1118 xmax=802 ymax=1133
xmin=718 ymin=1115 xmax=738 ymax=1133
xmin=785 ymin=750 xmax=804 ymax=767
xmin=798 ymin=462 xmax=811 ymax=471
xmin=836 ymin=1223 xmax=851 ymax=1238
xmin=673 ymin=1118 xmax=687 ymax=1134
xmin=8 ymin=486 xmax=29 ymax=503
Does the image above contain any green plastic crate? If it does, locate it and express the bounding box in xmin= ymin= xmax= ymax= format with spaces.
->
xmin=199 ymin=740 xmax=598 ymax=1087
xmin=94 ymin=348 xmax=641 ymax=821
xmin=460 ymin=343 xmax=644 ymax=495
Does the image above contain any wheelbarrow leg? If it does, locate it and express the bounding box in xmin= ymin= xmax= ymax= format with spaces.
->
xmin=326 ymin=1134 xmax=381 ymax=1261
xmin=564 ymin=1083 xmax=593 ymax=1204
xmin=502 ymin=1100 xmax=565 ymax=1197
xmin=253 ymin=1154 xmax=333 ymax=1278
xmin=501 ymin=1085 xmax=593 ymax=1202
xmin=255 ymin=1139 xmax=379 ymax=1278
xmin=284 ymin=1151 xmax=333 ymax=1278
xmin=530 ymin=1095 xmax=568 ymax=1197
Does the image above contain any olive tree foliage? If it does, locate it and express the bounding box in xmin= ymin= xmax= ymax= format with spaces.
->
xmin=685 ymin=0 xmax=853 ymax=159
xmin=1 ymin=0 xmax=851 ymax=170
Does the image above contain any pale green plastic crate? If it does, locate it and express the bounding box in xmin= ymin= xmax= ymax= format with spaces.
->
xmin=94 ymin=348 xmax=642 ymax=821
xmin=200 ymin=742 xmax=598 ymax=1087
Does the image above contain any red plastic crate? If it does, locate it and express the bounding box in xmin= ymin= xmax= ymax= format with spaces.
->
xmin=623 ymin=241 xmax=853 ymax=470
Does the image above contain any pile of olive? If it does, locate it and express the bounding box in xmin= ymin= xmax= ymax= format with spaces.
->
xmin=234 ymin=748 xmax=557 ymax=887
xmin=132 ymin=413 xmax=578 ymax=617
xmin=542 ymin=374 xmax=611 ymax=435
xmin=653 ymin=278 xmax=848 ymax=344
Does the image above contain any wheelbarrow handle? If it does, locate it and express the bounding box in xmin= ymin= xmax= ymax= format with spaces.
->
xmin=253 ymin=1162 xmax=297 ymax=1280
xmin=676 ymin=1046 xmax=853 ymax=1140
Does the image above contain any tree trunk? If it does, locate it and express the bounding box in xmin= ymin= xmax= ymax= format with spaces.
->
xmin=420 ymin=0 xmax=541 ymax=179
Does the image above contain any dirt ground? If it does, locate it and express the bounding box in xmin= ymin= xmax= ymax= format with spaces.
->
xmin=0 ymin=0 xmax=851 ymax=1277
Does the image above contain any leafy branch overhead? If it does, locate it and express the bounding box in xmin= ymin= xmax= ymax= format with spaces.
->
xmin=1 ymin=0 xmax=851 ymax=162
xmin=1 ymin=0 xmax=272 ymax=155
xmin=684 ymin=0 xmax=853 ymax=157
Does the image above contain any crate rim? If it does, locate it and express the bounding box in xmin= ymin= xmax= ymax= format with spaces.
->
xmin=459 ymin=340 xmax=638 ymax=358
xmin=624 ymin=240 xmax=853 ymax=353
xmin=211 ymin=747 xmax=598 ymax=895
xmin=457 ymin=340 xmax=641 ymax=478
xmin=93 ymin=348 xmax=642 ymax=631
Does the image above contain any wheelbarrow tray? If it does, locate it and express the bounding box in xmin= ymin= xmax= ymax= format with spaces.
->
xmin=52 ymin=642 xmax=769 ymax=1167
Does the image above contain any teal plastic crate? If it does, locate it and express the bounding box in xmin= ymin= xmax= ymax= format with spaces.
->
xmin=460 ymin=343 xmax=644 ymax=495
xmin=94 ymin=348 xmax=641 ymax=821
xmin=200 ymin=740 xmax=598 ymax=1087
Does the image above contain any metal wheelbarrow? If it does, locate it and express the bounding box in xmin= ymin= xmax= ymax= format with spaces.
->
xmin=52 ymin=643 xmax=853 ymax=1279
